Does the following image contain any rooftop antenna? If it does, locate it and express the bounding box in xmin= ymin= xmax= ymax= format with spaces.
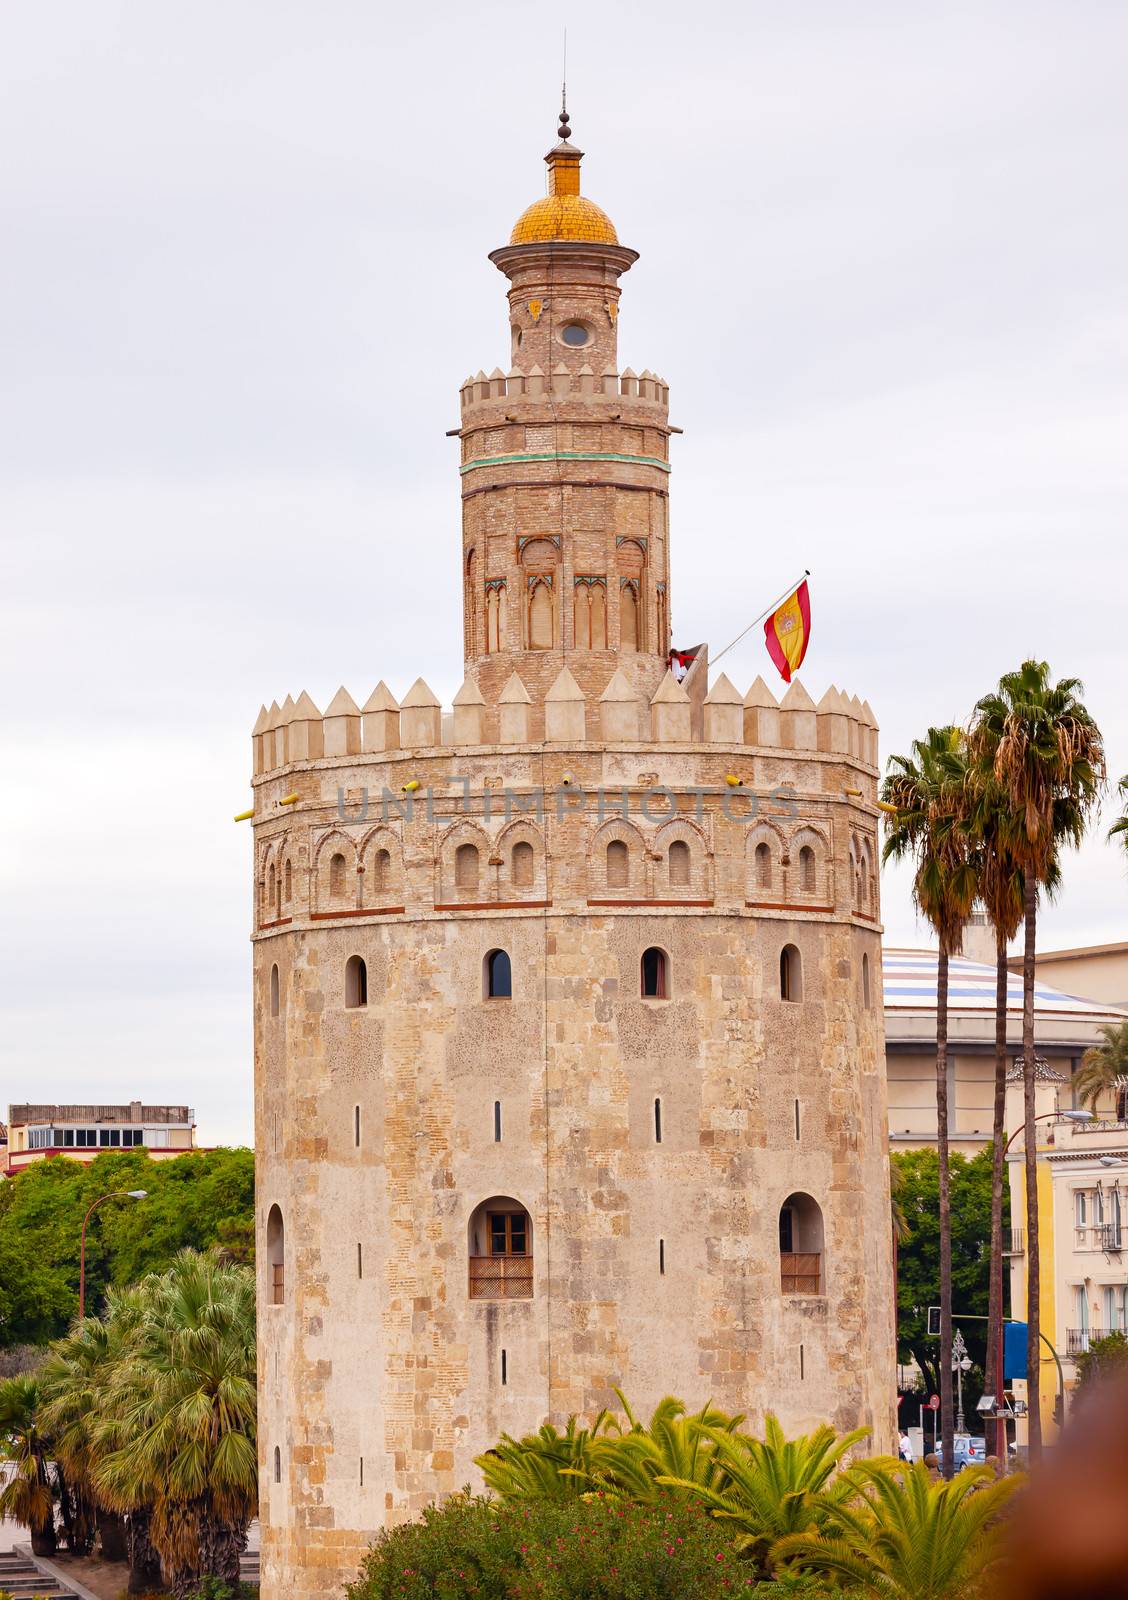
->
xmin=558 ymin=29 xmax=570 ymax=140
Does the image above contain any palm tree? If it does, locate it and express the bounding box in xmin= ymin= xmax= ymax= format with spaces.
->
xmin=0 ymin=1377 xmax=56 ymax=1555
xmin=591 ymin=1393 xmax=742 ymax=1503
xmin=773 ymin=1459 xmax=1020 ymax=1599
xmin=91 ymin=1252 xmax=257 ymax=1597
xmin=1109 ymin=774 xmax=1128 ymax=852
xmin=1073 ymin=1021 xmax=1128 ymax=1115
xmin=476 ymin=1413 xmax=611 ymax=1499
xmin=882 ymin=727 xmax=978 ymax=1479
xmin=658 ymin=1413 xmax=876 ymax=1577
xmin=965 ymin=774 xmax=1026 ymax=1409
xmin=972 ymin=662 xmax=1105 ymax=1458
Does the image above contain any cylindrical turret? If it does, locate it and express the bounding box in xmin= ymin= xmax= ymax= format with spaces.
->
xmin=458 ymin=111 xmax=674 ymax=716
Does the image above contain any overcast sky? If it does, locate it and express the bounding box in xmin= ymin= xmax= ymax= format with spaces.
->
xmin=2 ymin=2 xmax=1126 ymax=1147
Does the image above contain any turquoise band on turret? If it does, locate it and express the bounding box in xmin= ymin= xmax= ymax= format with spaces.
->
xmin=459 ymin=450 xmax=671 ymax=475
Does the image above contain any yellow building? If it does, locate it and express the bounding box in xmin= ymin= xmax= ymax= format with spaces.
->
xmin=1005 ymin=1069 xmax=1128 ymax=1445
xmin=5 ymin=1101 xmax=198 ymax=1175
xmin=1010 ymin=940 xmax=1128 ymax=1011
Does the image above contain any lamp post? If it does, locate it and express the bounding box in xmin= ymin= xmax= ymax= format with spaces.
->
xmin=952 ymin=1327 xmax=972 ymax=1433
xmin=79 ymin=1189 xmax=147 ymax=1318
xmin=994 ymin=1108 xmax=1095 ymax=1463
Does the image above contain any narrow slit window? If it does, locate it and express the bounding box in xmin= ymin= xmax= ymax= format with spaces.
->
xmin=357 ymin=1242 xmax=363 ymax=1279
xmin=501 ymin=1348 xmax=508 ymax=1386
xmin=360 ymin=1457 xmax=364 ymax=1486
xmin=641 ymin=947 xmax=668 ymax=999
xmin=654 ymin=1098 xmax=663 ymax=1144
xmin=273 ymin=1446 xmax=281 ymax=1483
xmin=270 ymin=963 xmax=279 ymax=1017
xmin=862 ymin=951 xmax=872 ymax=1009
xmin=494 ymin=1100 xmax=502 ymax=1142
xmin=354 ymin=1105 xmax=361 ymax=1147
xmin=659 ymin=1238 xmax=666 ymax=1276
xmin=794 ymin=1099 xmax=801 ymax=1142
xmin=799 ymin=1343 xmax=805 ymax=1380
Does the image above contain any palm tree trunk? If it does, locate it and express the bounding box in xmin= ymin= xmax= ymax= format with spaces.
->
xmin=1023 ymin=876 xmax=1042 ymax=1460
xmin=937 ymin=936 xmax=955 ymax=1478
xmin=986 ymin=930 xmax=1008 ymax=1427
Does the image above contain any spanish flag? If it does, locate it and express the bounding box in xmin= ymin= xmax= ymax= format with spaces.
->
xmin=763 ymin=579 xmax=811 ymax=683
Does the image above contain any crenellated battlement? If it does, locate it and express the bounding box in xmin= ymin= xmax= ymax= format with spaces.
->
xmin=251 ymin=668 xmax=878 ymax=779
xmin=459 ymin=364 xmax=670 ymax=414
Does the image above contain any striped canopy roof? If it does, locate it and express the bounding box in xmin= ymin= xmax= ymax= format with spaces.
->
xmin=883 ymin=947 xmax=1128 ymax=1022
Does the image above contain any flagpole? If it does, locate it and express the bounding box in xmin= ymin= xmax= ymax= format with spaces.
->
xmin=709 ymin=569 xmax=810 ymax=671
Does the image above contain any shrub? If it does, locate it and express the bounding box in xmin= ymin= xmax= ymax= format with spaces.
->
xmin=347 ymin=1492 xmax=815 ymax=1599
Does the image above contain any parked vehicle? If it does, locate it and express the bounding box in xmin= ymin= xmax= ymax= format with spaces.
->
xmin=934 ymin=1434 xmax=989 ymax=1472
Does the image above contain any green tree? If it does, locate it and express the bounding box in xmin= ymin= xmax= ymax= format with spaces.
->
xmin=971 ymin=661 xmax=1105 ymax=1458
xmin=0 ymin=1148 xmax=255 ymax=1346
xmin=892 ymin=1147 xmax=1004 ymax=1402
xmin=1072 ymin=1021 xmax=1128 ymax=1114
xmin=882 ymin=726 xmax=979 ymax=1476
xmin=774 ymin=1460 xmax=1020 ymax=1599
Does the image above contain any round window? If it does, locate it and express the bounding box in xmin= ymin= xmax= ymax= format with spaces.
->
xmin=561 ymin=323 xmax=590 ymax=347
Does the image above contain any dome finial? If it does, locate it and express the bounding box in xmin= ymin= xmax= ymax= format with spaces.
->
xmin=558 ymin=27 xmax=571 ymax=141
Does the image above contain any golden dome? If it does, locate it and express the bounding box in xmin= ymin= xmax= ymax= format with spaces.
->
xmin=509 ymin=113 xmax=618 ymax=246
xmin=510 ymin=193 xmax=618 ymax=245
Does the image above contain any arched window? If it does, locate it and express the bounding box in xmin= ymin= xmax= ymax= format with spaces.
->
xmin=284 ymin=859 xmax=292 ymax=901
xmin=455 ymin=842 xmax=480 ymax=890
xmin=345 ymin=955 xmax=368 ymax=1009
xmin=529 ymin=579 xmax=554 ymax=650
xmin=512 ymin=841 xmax=534 ymax=887
xmin=620 ymin=580 xmax=640 ymax=652
xmin=641 ymin=947 xmax=668 ymax=1000
xmin=273 ymin=1446 xmax=281 ymax=1484
xmin=862 ymin=951 xmax=872 ymax=1009
xmin=668 ymin=840 xmax=690 ymax=888
xmin=330 ymin=852 xmax=346 ymax=898
xmin=468 ymin=1197 xmax=533 ymax=1299
xmin=485 ymin=582 xmax=505 ymax=654
xmin=780 ymin=944 xmax=802 ymax=1002
xmin=268 ymin=862 xmax=276 ymax=912
xmin=799 ymin=845 xmax=815 ymax=894
xmin=266 ymin=1204 xmax=285 ymax=1304
xmin=371 ymin=848 xmax=390 ymax=894
xmin=607 ymin=839 xmax=629 ymax=889
xmin=269 ymin=963 xmax=279 ymax=1018
xmin=779 ymin=1193 xmax=824 ymax=1294
xmin=755 ymin=841 xmax=772 ymax=891
xmin=485 ymin=949 xmax=512 ymax=999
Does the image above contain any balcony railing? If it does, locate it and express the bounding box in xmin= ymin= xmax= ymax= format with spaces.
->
xmin=1004 ymin=1228 xmax=1025 ymax=1255
xmin=469 ymin=1255 xmax=534 ymax=1300
xmin=1067 ymin=1327 xmax=1109 ymax=1357
xmin=1100 ymin=1223 xmax=1123 ymax=1253
xmin=780 ymin=1253 xmax=822 ymax=1295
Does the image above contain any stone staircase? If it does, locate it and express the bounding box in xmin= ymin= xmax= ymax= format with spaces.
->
xmin=0 ymin=1550 xmax=76 ymax=1600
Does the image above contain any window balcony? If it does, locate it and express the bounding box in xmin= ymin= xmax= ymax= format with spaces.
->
xmin=1067 ymin=1327 xmax=1109 ymax=1357
xmin=1100 ymin=1223 xmax=1123 ymax=1253
xmin=469 ymin=1255 xmax=534 ymax=1300
xmin=1004 ymin=1228 xmax=1025 ymax=1255
xmin=780 ymin=1252 xmax=822 ymax=1295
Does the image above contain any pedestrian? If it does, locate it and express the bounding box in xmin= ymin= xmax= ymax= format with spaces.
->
xmin=899 ymin=1429 xmax=914 ymax=1464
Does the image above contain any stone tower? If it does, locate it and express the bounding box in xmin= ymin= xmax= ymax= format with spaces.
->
xmin=252 ymin=109 xmax=895 ymax=1600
